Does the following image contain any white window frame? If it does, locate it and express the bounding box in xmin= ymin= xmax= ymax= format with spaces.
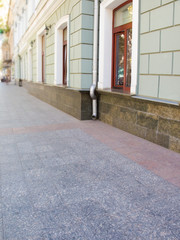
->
xmin=28 ymin=46 xmax=33 ymax=81
xmin=21 ymin=56 xmax=24 ymax=80
xmin=36 ymin=25 xmax=45 ymax=83
xmin=54 ymin=15 xmax=69 ymax=85
xmin=98 ymin=0 xmax=139 ymax=95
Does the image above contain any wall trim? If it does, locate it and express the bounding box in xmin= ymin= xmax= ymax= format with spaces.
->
xmin=54 ymin=15 xmax=70 ymax=86
xmin=28 ymin=46 xmax=33 ymax=82
xmin=17 ymin=0 xmax=66 ymax=55
xmin=98 ymin=0 xmax=139 ymax=95
xmin=36 ymin=25 xmax=46 ymax=83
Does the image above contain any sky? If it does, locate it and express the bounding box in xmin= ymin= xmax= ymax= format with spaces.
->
xmin=0 ymin=0 xmax=9 ymax=25
xmin=0 ymin=0 xmax=10 ymax=61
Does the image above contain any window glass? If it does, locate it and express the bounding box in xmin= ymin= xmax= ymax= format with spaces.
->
xmin=63 ymin=27 xmax=67 ymax=85
xmin=126 ymin=28 xmax=132 ymax=87
xmin=63 ymin=27 xmax=67 ymax=42
xmin=63 ymin=44 xmax=67 ymax=85
xmin=115 ymin=33 xmax=125 ymax=86
xmin=114 ymin=3 xmax=132 ymax=28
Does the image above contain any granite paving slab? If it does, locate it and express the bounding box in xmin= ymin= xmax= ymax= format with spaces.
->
xmin=0 ymin=83 xmax=180 ymax=240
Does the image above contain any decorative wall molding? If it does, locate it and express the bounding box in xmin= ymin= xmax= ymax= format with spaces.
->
xmin=54 ymin=15 xmax=69 ymax=86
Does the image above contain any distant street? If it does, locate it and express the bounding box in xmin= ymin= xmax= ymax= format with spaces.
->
xmin=0 ymin=82 xmax=180 ymax=240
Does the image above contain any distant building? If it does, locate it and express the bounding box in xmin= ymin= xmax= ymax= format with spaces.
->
xmin=1 ymin=35 xmax=11 ymax=80
xmin=7 ymin=0 xmax=15 ymax=82
xmin=9 ymin=0 xmax=180 ymax=152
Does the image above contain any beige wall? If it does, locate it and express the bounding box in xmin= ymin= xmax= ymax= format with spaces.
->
xmin=7 ymin=0 xmax=15 ymax=59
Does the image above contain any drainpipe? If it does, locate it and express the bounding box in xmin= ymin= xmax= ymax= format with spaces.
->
xmin=90 ymin=0 xmax=99 ymax=120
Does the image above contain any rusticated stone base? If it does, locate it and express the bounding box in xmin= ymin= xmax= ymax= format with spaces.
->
xmin=23 ymin=81 xmax=92 ymax=120
xmin=98 ymin=90 xmax=180 ymax=153
xmin=22 ymin=81 xmax=180 ymax=153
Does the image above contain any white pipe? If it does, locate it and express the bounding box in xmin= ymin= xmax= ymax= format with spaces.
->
xmin=90 ymin=0 xmax=99 ymax=120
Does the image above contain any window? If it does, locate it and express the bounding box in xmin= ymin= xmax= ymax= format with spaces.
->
xmin=63 ymin=27 xmax=67 ymax=85
xmin=42 ymin=35 xmax=45 ymax=83
xmin=28 ymin=47 xmax=33 ymax=81
xmin=54 ymin=15 xmax=69 ymax=86
xmin=37 ymin=25 xmax=47 ymax=83
xmin=112 ymin=0 xmax=132 ymax=92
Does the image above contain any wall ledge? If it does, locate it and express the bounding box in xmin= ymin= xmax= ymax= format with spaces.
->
xmin=97 ymin=89 xmax=180 ymax=107
xmin=132 ymin=95 xmax=180 ymax=107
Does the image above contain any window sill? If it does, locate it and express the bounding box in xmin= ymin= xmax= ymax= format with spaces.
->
xmin=97 ymin=88 xmax=131 ymax=96
xmin=132 ymin=95 xmax=180 ymax=106
xmin=97 ymin=89 xmax=180 ymax=106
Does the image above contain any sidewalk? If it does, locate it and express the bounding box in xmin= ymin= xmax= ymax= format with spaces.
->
xmin=0 ymin=82 xmax=180 ymax=240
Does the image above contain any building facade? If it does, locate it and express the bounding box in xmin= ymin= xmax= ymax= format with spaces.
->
xmin=1 ymin=35 xmax=11 ymax=81
xmin=6 ymin=0 xmax=15 ymax=82
xmin=9 ymin=0 xmax=180 ymax=152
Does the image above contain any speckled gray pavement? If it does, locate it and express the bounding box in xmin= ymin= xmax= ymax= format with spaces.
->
xmin=0 ymin=83 xmax=180 ymax=240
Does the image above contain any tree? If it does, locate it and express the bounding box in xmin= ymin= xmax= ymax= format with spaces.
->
xmin=0 ymin=1 xmax=10 ymax=34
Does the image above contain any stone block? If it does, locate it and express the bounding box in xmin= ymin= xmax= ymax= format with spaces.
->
xmin=23 ymin=81 xmax=91 ymax=120
xmin=72 ymin=30 xmax=81 ymax=46
xmin=97 ymin=90 xmax=180 ymax=152
xmin=174 ymin=1 xmax=180 ymax=25
xmin=99 ymin=112 xmax=113 ymax=125
xmin=139 ymin=54 xmax=149 ymax=74
xmin=70 ymin=19 xmax=75 ymax=33
xmin=147 ymin=103 xmax=180 ymax=121
xmin=82 ymin=0 xmax=94 ymax=15
xmin=162 ymin=0 xmax=174 ymax=4
xmin=139 ymin=75 xmax=159 ymax=98
xmin=140 ymin=12 xmax=150 ymax=33
xmin=149 ymin=52 xmax=172 ymax=74
xmin=80 ymin=59 xmax=93 ymax=74
xmin=161 ymin=26 xmax=180 ymax=52
xmin=146 ymin=129 xmax=157 ymax=143
xmin=137 ymin=112 xmax=158 ymax=130
xmin=70 ymin=59 xmax=80 ymax=73
xmin=118 ymin=107 xmax=137 ymax=123
xmin=81 ymin=44 xmax=93 ymax=59
xmin=159 ymin=117 xmax=180 ymax=139
xmin=110 ymin=105 xmax=121 ymax=119
xmin=71 ymin=2 xmax=81 ymax=20
xmin=98 ymin=91 xmax=148 ymax=112
xmin=82 ymin=15 xmax=94 ymax=29
xmin=141 ymin=0 xmax=161 ymax=13
xmin=173 ymin=52 xmax=180 ymax=75
xmin=159 ymin=76 xmax=180 ymax=102
xmin=150 ymin=3 xmax=173 ymax=31
xmin=81 ymin=74 xmax=92 ymax=89
xmin=131 ymin=99 xmax=148 ymax=112
xmin=74 ymin=15 xmax=81 ymax=32
xmin=156 ymin=133 xmax=170 ymax=148
xmin=73 ymin=45 xmax=81 ymax=59
xmin=111 ymin=117 xmax=147 ymax=139
xmin=169 ymin=137 xmax=180 ymax=153
xmin=81 ymin=29 xmax=93 ymax=44
xmin=99 ymin=102 xmax=111 ymax=114
xmin=140 ymin=31 xmax=160 ymax=53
